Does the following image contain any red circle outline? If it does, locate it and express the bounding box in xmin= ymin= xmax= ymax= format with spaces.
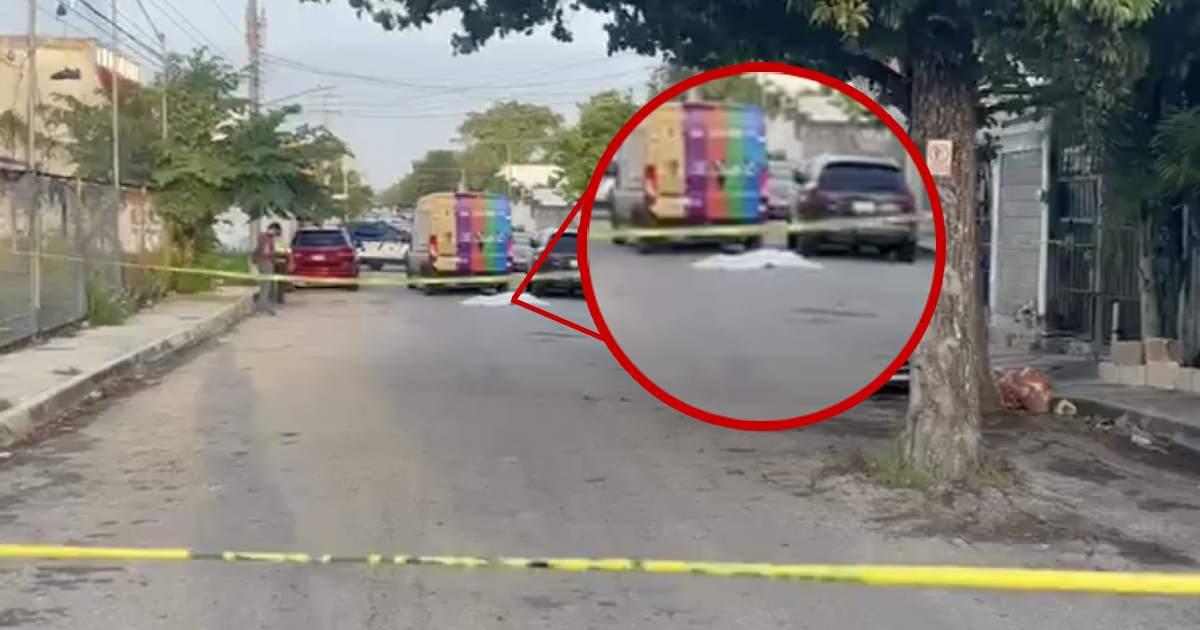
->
xmin=576 ymin=62 xmax=946 ymax=431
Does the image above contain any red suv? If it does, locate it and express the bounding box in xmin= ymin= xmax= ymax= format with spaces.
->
xmin=788 ymin=155 xmax=919 ymax=262
xmin=288 ymin=228 xmax=360 ymax=290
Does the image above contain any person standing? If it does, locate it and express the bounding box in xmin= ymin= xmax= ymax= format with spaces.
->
xmin=268 ymin=222 xmax=288 ymax=304
xmin=254 ymin=224 xmax=278 ymax=315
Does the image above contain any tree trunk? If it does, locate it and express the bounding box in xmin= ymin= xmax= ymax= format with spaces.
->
xmin=975 ymin=282 xmax=1001 ymax=414
xmin=904 ymin=58 xmax=982 ymax=480
xmin=1138 ymin=216 xmax=1162 ymax=339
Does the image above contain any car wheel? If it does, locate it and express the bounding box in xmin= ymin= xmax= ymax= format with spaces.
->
xmin=796 ymin=236 xmax=821 ymax=258
xmin=530 ymin=282 xmax=545 ymax=298
xmin=744 ymin=235 xmax=762 ymax=251
xmin=896 ymin=240 xmax=917 ymax=263
xmin=368 ymin=261 xmax=384 ymax=272
xmin=634 ymin=239 xmax=654 ymax=255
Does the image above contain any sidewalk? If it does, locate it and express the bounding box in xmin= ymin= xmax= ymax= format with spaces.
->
xmin=0 ymin=286 xmax=256 ymax=447
xmin=989 ymin=343 xmax=1200 ymax=454
xmin=1057 ymin=381 xmax=1200 ymax=454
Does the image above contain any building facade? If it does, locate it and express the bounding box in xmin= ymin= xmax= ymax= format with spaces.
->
xmin=0 ymin=36 xmax=143 ymax=177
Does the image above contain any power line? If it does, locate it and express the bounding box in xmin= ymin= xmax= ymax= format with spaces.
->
xmin=144 ymin=0 xmax=238 ymax=64
xmin=50 ymin=2 xmax=163 ymax=70
xmin=207 ymin=0 xmax=242 ymax=36
xmin=75 ymin=0 xmax=164 ymax=64
xmin=261 ymin=53 xmax=654 ymax=93
xmin=299 ymin=98 xmax=606 ymax=120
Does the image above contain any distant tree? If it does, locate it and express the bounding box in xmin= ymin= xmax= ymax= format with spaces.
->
xmin=379 ymin=149 xmax=463 ymax=207
xmin=0 ymin=107 xmax=62 ymax=167
xmin=646 ymin=64 xmax=797 ymax=119
xmin=457 ymin=101 xmax=562 ymax=192
xmin=553 ymin=90 xmax=637 ymax=199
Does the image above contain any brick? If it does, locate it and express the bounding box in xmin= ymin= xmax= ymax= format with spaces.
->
xmin=1098 ymin=361 xmax=1120 ymax=384
xmin=1147 ymin=361 xmax=1178 ymax=390
xmin=1111 ymin=340 xmax=1145 ymax=366
xmin=1117 ymin=365 xmax=1146 ymax=386
xmin=1144 ymin=338 xmax=1181 ymax=363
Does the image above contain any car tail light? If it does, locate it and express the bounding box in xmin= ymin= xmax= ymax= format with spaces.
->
xmin=429 ymin=234 xmax=439 ymax=259
xmin=644 ymin=164 xmax=658 ymax=200
xmin=902 ymin=192 xmax=917 ymax=214
xmin=804 ymin=190 xmax=832 ymax=214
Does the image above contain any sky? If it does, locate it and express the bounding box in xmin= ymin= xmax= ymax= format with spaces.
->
xmin=1 ymin=0 xmax=660 ymax=189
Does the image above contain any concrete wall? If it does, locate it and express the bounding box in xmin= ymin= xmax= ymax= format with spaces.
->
xmin=989 ymin=119 xmax=1050 ymax=332
xmin=1 ymin=170 xmax=166 ymax=347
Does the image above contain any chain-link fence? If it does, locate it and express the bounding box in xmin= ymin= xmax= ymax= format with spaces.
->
xmin=1 ymin=170 xmax=165 ymax=349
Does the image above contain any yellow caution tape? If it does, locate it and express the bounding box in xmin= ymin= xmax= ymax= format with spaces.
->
xmin=14 ymin=251 xmax=579 ymax=290
xmin=587 ymin=215 xmax=930 ymax=241
xmin=11 ymin=215 xmax=931 ymax=290
xmin=0 ymin=544 xmax=1196 ymax=595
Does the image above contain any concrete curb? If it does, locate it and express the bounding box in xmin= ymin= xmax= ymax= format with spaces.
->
xmin=1067 ymin=394 xmax=1200 ymax=456
xmin=0 ymin=290 xmax=256 ymax=447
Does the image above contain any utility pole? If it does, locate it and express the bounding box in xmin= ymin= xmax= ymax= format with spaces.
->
xmin=27 ymin=0 xmax=41 ymax=334
xmin=26 ymin=0 xmax=37 ymax=170
xmin=159 ymin=32 xmax=167 ymax=140
xmin=110 ymin=0 xmax=120 ymax=192
xmin=245 ymin=0 xmax=264 ymax=242
xmin=246 ymin=0 xmax=263 ymax=114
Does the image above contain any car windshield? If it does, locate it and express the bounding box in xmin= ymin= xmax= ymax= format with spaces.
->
xmin=293 ymin=231 xmax=347 ymax=247
xmin=818 ymin=162 xmax=906 ymax=192
xmin=548 ymin=233 xmax=578 ymax=255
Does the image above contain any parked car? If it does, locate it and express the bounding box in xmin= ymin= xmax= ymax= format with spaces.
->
xmin=788 ymin=154 xmax=919 ymax=262
xmin=766 ymin=160 xmax=802 ymax=221
xmin=288 ymin=227 xmax=360 ymax=290
xmin=509 ymin=232 xmax=536 ymax=272
xmin=345 ymin=220 xmax=410 ymax=271
xmin=527 ymin=228 xmax=582 ymax=297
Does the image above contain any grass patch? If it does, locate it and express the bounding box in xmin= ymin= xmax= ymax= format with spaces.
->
xmin=967 ymin=456 xmax=1022 ymax=490
xmin=861 ymin=437 xmax=932 ymax=489
xmin=86 ymin=276 xmax=134 ymax=327
xmin=172 ymin=252 xmax=256 ymax=293
xmin=861 ymin=437 xmax=1022 ymax=492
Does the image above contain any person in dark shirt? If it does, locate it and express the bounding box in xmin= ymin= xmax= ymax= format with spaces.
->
xmin=254 ymin=224 xmax=280 ymax=315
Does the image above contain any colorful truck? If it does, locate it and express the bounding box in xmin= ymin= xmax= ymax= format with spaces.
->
xmin=611 ymin=101 xmax=768 ymax=251
xmin=407 ymin=192 xmax=513 ymax=293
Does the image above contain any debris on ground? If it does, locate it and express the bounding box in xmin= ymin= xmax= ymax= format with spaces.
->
xmin=462 ymin=291 xmax=548 ymax=307
xmin=995 ymin=367 xmax=1053 ymax=413
xmin=691 ymin=249 xmax=823 ymax=271
xmin=1053 ymin=398 xmax=1078 ymax=417
xmin=52 ymin=366 xmax=82 ymax=377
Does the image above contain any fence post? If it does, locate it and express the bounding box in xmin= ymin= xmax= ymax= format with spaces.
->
xmin=29 ymin=174 xmax=41 ymax=337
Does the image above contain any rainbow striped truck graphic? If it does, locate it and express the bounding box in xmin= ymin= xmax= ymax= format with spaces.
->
xmin=407 ymin=192 xmax=513 ymax=293
xmin=611 ymin=102 xmax=767 ymax=251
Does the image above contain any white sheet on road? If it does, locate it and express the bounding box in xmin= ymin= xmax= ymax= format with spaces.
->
xmin=691 ymin=249 xmax=823 ymax=271
xmin=461 ymin=291 xmax=549 ymax=307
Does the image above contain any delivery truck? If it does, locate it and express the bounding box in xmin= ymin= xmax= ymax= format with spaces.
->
xmin=611 ymin=101 xmax=768 ymax=251
xmin=407 ymin=192 xmax=513 ymax=293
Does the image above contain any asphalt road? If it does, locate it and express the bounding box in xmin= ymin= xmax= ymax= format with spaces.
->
xmin=0 ymin=263 xmax=1195 ymax=629
xmin=584 ymin=242 xmax=934 ymax=418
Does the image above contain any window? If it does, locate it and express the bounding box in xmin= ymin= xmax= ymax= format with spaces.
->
xmin=293 ymin=230 xmax=349 ymax=247
xmin=549 ymin=233 xmax=578 ymax=255
xmin=818 ymin=162 xmax=905 ymax=192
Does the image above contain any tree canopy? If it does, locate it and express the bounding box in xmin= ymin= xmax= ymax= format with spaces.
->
xmin=378 ymin=149 xmax=463 ymax=208
xmin=552 ymin=90 xmax=637 ymax=200
xmin=456 ymin=101 xmax=562 ymax=192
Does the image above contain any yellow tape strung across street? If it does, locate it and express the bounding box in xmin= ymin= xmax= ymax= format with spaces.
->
xmin=0 ymin=544 xmax=1197 ymax=596
xmin=10 ymin=215 xmax=932 ymax=289
xmin=14 ymin=251 xmax=579 ymax=289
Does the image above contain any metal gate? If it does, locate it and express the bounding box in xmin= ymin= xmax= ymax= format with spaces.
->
xmin=1046 ymin=138 xmax=1141 ymax=344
